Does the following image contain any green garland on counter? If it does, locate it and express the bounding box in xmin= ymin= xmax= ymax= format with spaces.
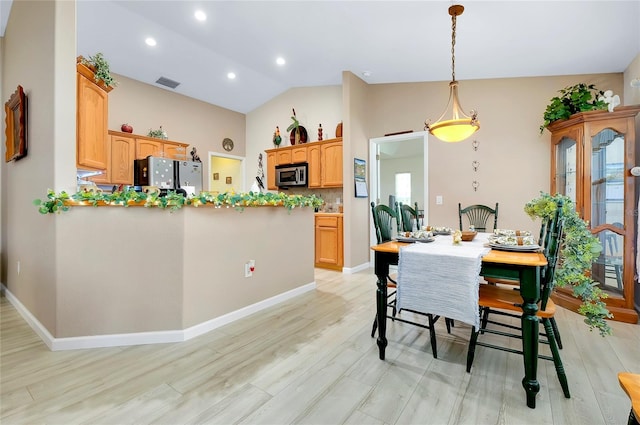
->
xmin=34 ymin=189 xmax=323 ymax=214
xmin=524 ymin=192 xmax=611 ymax=336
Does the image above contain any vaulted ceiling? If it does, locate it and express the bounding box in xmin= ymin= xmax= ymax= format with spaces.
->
xmin=4 ymin=1 xmax=640 ymax=114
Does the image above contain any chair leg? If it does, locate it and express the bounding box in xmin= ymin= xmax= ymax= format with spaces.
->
xmin=371 ymin=314 xmax=378 ymax=338
xmin=480 ymin=307 xmax=490 ymax=334
xmin=628 ymin=409 xmax=639 ymax=425
xmin=542 ymin=318 xmax=570 ymax=398
xmin=445 ymin=318 xmax=452 ymax=333
xmin=428 ymin=314 xmax=438 ymax=359
xmin=550 ymin=317 xmax=563 ymax=349
xmin=466 ymin=326 xmax=479 ymax=373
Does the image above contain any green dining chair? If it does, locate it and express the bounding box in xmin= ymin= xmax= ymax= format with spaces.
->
xmin=370 ymin=202 xmax=399 ymax=337
xmin=398 ymin=202 xmax=421 ymax=232
xmin=458 ymin=203 xmax=498 ymax=232
xmin=466 ymin=199 xmax=570 ymax=399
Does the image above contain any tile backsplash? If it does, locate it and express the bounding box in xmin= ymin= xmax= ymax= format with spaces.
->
xmin=285 ymin=187 xmax=344 ymax=212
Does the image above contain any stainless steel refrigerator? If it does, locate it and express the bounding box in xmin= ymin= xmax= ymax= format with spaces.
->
xmin=134 ymin=156 xmax=202 ymax=195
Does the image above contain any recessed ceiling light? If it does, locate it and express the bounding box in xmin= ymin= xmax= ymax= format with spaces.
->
xmin=194 ymin=10 xmax=207 ymax=21
xmin=227 ymin=72 xmax=236 ymax=80
xmin=145 ymin=37 xmax=157 ymax=47
xmin=276 ymin=57 xmax=286 ymax=66
xmin=362 ymin=71 xmax=372 ymax=77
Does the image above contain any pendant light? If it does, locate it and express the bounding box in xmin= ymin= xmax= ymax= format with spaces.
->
xmin=425 ymin=4 xmax=479 ymax=143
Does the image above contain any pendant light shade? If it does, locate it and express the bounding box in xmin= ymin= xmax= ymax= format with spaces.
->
xmin=425 ymin=5 xmax=479 ymax=143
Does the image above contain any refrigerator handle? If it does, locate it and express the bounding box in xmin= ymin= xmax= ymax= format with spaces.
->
xmin=174 ymin=160 xmax=180 ymax=189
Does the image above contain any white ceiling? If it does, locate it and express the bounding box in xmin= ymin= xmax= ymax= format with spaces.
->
xmin=4 ymin=1 xmax=640 ymax=114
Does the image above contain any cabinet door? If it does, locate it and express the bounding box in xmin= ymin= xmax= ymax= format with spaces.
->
xmin=551 ymin=127 xmax=583 ymax=214
xmin=585 ymin=118 xmax=635 ymax=306
xmin=266 ymin=151 xmax=277 ymax=190
xmin=321 ymin=142 xmax=343 ymax=187
xmin=110 ymin=135 xmax=136 ymax=184
xmin=291 ymin=146 xmax=307 ymax=163
xmin=77 ymin=72 xmax=108 ymax=170
xmin=315 ymin=216 xmax=343 ymax=268
xmin=276 ymin=150 xmax=292 ymax=165
xmin=136 ymin=139 xmax=163 ymax=159
xmin=308 ymin=145 xmax=321 ymax=188
xmin=164 ymin=143 xmax=188 ymax=160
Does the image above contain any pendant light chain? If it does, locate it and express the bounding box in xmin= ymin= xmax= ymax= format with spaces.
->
xmin=451 ymin=12 xmax=457 ymax=82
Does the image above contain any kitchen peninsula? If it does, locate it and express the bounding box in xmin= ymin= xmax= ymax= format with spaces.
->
xmin=31 ymin=201 xmax=316 ymax=350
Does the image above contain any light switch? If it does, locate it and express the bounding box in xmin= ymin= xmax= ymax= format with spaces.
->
xmin=436 ymin=195 xmax=443 ymax=205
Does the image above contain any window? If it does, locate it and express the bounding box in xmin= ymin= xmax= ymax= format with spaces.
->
xmin=395 ymin=172 xmax=411 ymax=205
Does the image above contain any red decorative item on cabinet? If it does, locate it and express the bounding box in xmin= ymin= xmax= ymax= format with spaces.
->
xmin=121 ymin=123 xmax=133 ymax=133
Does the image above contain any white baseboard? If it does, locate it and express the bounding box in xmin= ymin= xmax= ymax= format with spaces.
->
xmin=1 ymin=281 xmax=316 ymax=351
xmin=342 ymin=262 xmax=370 ymax=274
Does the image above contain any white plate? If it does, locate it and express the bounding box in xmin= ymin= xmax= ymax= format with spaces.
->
xmin=396 ymin=236 xmax=435 ymax=243
xmin=489 ymin=243 xmax=540 ymax=252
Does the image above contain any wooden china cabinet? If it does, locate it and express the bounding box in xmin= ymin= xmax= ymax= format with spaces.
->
xmin=548 ymin=105 xmax=640 ymax=323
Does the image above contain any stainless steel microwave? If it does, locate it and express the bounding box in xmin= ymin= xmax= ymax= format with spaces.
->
xmin=276 ymin=163 xmax=308 ymax=188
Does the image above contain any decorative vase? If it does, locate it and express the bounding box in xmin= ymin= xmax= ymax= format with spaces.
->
xmin=289 ymin=126 xmax=308 ymax=145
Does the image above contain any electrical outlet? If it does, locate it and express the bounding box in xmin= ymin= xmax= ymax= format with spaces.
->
xmin=244 ymin=260 xmax=255 ymax=278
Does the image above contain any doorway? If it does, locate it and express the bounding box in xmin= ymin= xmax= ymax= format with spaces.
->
xmin=369 ymin=131 xmax=429 ymax=260
xmin=208 ymin=152 xmax=246 ymax=193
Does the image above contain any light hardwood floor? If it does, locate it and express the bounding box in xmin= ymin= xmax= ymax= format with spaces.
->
xmin=1 ymin=268 xmax=639 ymax=424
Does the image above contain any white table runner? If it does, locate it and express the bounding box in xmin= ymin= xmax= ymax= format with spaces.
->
xmin=396 ymin=233 xmax=491 ymax=329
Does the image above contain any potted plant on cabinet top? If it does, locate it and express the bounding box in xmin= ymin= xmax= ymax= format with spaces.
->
xmin=539 ymin=83 xmax=606 ymax=134
xmin=78 ymin=53 xmax=117 ymax=90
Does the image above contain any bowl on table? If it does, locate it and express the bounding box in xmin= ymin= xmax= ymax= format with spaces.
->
xmin=461 ymin=230 xmax=477 ymax=241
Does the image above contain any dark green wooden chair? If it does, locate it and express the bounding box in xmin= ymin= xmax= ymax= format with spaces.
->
xmin=370 ymin=202 xmax=399 ymax=337
xmin=466 ymin=199 xmax=570 ymax=399
xmin=458 ymin=203 xmax=498 ymax=232
xmin=398 ymin=202 xmax=421 ymax=232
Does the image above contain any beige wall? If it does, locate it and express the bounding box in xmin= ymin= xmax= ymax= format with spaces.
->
xmin=624 ymin=53 xmax=640 ymax=106
xmin=1 ymin=0 xmax=73 ymax=334
xmin=107 ymin=74 xmax=246 ymax=191
xmin=245 ymin=85 xmax=342 ymax=191
xmin=54 ymin=206 xmax=313 ymax=336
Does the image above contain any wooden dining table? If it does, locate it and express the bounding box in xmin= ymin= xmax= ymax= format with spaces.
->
xmin=371 ymin=239 xmax=548 ymax=409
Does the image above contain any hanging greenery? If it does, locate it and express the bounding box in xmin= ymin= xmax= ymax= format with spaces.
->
xmin=524 ymin=192 xmax=612 ymax=336
xmin=34 ymin=189 xmax=323 ymax=214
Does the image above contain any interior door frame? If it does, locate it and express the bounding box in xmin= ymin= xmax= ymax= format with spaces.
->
xmin=207 ymin=151 xmax=246 ymax=192
xmin=368 ymin=131 xmax=429 ymax=263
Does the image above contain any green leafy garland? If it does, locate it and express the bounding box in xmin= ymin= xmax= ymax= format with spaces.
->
xmin=34 ymin=189 xmax=323 ymax=214
xmin=524 ymin=192 xmax=612 ymax=336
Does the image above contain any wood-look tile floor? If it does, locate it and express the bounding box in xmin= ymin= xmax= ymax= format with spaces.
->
xmin=1 ymin=268 xmax=639 ymax=424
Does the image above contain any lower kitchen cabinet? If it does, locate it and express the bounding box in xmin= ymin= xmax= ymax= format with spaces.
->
xmin=315 ymin=213 xmax=344 ymax=270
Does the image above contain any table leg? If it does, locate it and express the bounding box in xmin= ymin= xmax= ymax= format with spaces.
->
xmin=376 ymin=274 xmax=388 ymax=360
xmin=520 ymin=266 xmax=541 ymax=408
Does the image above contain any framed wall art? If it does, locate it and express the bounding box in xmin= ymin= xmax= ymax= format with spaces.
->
xmin=354 ymin=158 xmax=368 ymax=198
xmin=226 ymin=176 xmax=232 ymax=184
xmin=213 ymin=172 xmax=219 ymax=180
xmin=5 ymin=85 xmax=28 ymax=162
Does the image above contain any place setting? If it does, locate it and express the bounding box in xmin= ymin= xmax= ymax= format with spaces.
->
xmin=487 ymin=229 xmax=540 ymax=252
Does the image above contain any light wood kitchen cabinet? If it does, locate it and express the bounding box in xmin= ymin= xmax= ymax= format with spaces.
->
xmin=91 ymin=131 xmax=189 ymax=185
xmin=291 ymin=146 xmax=307 ymax=163
xmin=89 ymin=133 xmax=135 ymax=185
xmin=307 ymin=144 xmax=322 ymax=188
xmin=320 ymin=140 xmax=343 ymax=188
xmin=315 ymin=213 xmax=343 ymax=270
xmin=76 ymin=58 xmax=113 ymax=170
xmin=266 ymin=151 xmax=277 ymax=190
xmin=266 ymin=138 xmax=342 ymax=190
xmin=548 ymin=105 xmax=640 ymax=323
xmin=135 ymin=136 xmax=188 ymax=160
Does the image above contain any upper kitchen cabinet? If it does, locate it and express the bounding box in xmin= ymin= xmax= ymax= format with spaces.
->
xmin=265 ymin=138 xmax=342 ymax=190
xmin=320 ymin=139 xmax=343 ymax=188
xmin=136 ymin=137 xmax=188 ymax=160
xmin=548 ymin=105 xmax=640 ymax=323
xmin=76 ymin=57 xmax=113 ymax=170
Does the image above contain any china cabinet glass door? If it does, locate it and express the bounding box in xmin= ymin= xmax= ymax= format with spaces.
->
xmin=555 ymin=136 xmax=578 ymax=203
xmin=589 ymin=128 xmax=625 ymax=297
